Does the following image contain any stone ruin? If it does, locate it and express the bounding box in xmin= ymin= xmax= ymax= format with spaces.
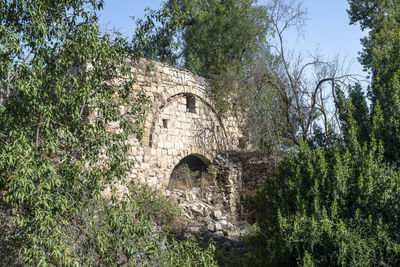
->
xmin=117 ymin=58 xmax=243 ymax=188
xmin=106 ymin=58 xmax=280 ymax=247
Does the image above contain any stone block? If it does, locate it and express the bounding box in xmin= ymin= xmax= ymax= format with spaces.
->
xmin=163 ymin=67 xmax=170 ymax=75
xmin=147 ymin=176 xmax=158 ymax=186
xmin=214 ymin=221 xmax=222 ymax=231
xmin=213 ymin=210 xmax=223 ymax=220
xmin=160 ymin=161 xmax=168 ymax=169
xmin=207 ymin=222 xmax=215 ymax=232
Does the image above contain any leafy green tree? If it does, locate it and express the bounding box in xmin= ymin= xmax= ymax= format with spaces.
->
xmin=0 ymin=0 xmax=217 ymax=265
xmin=348 ymin=0 xmax=400 ymax=162
xmin=334 ymin=83 xmax=370 ymax=148
xmin=133 ymin=0 xmax=190 ymax=64
xmin=135 ymin=0 xmax=269 ymax=77
xmin=181 ymin=0 xmax=269 ymax=79
xmin=134 ymin=0 xmax=270 ymax=111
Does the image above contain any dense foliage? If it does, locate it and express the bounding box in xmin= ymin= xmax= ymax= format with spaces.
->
xmin=0 ymin=0 xmax=217 ymax=265
xmin=246 ymin=1 xmax=400 ymax=266
xmin=348 ymin=0 xmax=400 ymax=163
xmin=180 ymin=0 xmax=269 ymax=79
xmin=248 ymin=138 xmax=400 ymax=266
xmin=247 ymin=79 xmax=400 ymax=266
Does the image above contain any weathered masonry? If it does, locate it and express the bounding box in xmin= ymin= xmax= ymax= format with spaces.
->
xmin=111 ymin=59 xmax=243 ymax=188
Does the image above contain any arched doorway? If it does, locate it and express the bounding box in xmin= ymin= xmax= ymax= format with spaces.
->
xmin=167 ymin=154 xmax=210 ymax=190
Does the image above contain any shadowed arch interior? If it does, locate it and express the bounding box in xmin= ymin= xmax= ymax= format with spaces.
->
xmin=167 ymin=154 xmax=210 ymax=190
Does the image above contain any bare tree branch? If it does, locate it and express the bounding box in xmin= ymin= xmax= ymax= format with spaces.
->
xmin=243 ymin=0 xmax=365 ymax=150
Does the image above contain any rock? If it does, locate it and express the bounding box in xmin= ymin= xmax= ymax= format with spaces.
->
xmin=207 ymin=222 xmax=215 ymax=232
xmin=183 ymin=232 xmax=193 ymax=239
xmin=191 ymin=187 xmax=201 ymax=195
xmin=223 ymin=229 xmax=230 ymax=237
xmin=203 ymin=209 xmax=210 ymax=217
xmin=214 ymin=230 xmax=224 ymax=237
xmin=190 ymin=205 xmax=203 ymax=216
xmin=214 ymin=221 xmax=222 ymax=231
xmin=203 ymin=202 xmax=212 ymax=209
xmin=188 ymin=226 xmax=201 ymax=233
xmin=187 ymin=191 xmax=197 ymax=201
xmin=225 ymin=185 xmax=234 ymax=193
xmin=213 ymin=210 xmax=223 ymax=219
xmin=219 ymin=219 xmax=228 ymax=226
xmin=159 ymin=241 xmax=167 ymax=251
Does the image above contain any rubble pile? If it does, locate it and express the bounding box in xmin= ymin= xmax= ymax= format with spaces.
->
xmin=166 ymin=184 xmax=245 ymax=251
xmin=166 ymin=151 xmax=281 ymax=250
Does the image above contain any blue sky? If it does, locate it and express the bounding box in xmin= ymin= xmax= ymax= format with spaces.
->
xmin=98 ymin=0 xmax=366 ymax=76
xmin=98 ymin=0 xmax=161 ymax=36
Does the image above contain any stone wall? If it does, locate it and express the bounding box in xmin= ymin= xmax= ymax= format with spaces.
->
xmin=115 ymin=59 xmax=243 ymax=188
xmin=212 ymin=151 xmax=281 ymax=221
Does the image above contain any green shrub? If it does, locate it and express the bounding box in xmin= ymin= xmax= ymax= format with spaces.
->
xmin=248 ymin=141 xmax=400 ymax=266
xmin=160 ymin=237 xmax=217 ymax=267
xmin=1 ymin=182 xmax=217 ymax=266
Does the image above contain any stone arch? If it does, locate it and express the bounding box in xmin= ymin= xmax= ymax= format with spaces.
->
xmin=169 ymin=150 xmax=214 ymax=171
xmin=167 ymin=152 xmax=212 ymax=190
xmin=124 ymin=59 xmax=241 ymax=188
xmin=147 ymin=92 xmax=228 ymax=151
xmin=156 ymin=145 xmax=217 ymax=188
xmin=191 ymin=153 xmax=211 ymax=166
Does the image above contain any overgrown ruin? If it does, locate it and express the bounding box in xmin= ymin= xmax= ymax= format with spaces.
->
xmin=103 ymin=59 xmax=281 ymax=246
xmin=114 ymin=59 xmax=242 ymax=188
